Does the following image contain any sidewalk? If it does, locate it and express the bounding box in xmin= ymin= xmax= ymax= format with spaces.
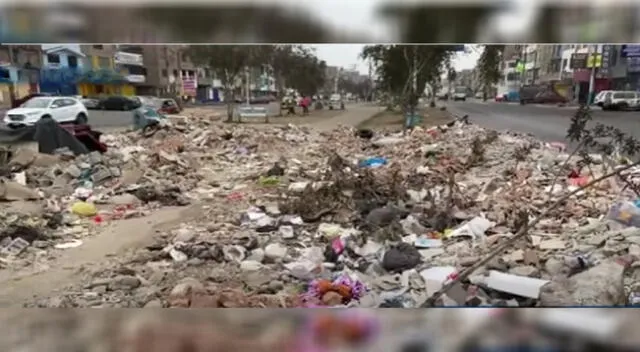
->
xmin=470 ymin=100 xmax=578 ymax=110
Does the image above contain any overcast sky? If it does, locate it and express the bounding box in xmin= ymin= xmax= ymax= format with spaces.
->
xmin=311 ymin=44 xmax=480 ymax=74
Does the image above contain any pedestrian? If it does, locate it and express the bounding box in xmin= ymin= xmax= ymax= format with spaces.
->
xmin=301 ymin=95 xmax=311 ymax=115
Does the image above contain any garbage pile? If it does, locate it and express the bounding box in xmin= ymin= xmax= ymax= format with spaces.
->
xmin=0 ymin=117 xmax=224 ymax=270
xmin=19 ymin=118 xmax=640 ymax=308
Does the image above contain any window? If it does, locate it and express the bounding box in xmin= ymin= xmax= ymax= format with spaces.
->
xmin=562 ymin=59 xmax=567 ymax=69
xmin=93 ymin=45 xmax=103 ymax=49
xmin=98 ymin=57 xmax=110 ymax=68
xmin=162 ymin=69 xmax=168 ymax=77
xmin=67 ymin=56 xmax=78 ymax=68
xmin=508 ymin=61 xmax=517 ymax=68
xmin=0 ymin=68 xmax=9 ymax=79
xmin=126 ymin=65 xmax=146 ymax=75
xmin=62 ymin=98 xmax=77 ymax=106
xmin=172 ymin=69 xmax=178 ymax=77
xmin=47 ymin=54 xmax=60 ymax=64
xmin=51 ymin=99 xmax=65 ymax=107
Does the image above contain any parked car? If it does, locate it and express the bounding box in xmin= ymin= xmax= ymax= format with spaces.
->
xmin=81 ymin=97 xmax=102 ymax=110
xmin=99 ymin=96 xmax=140 ymax=111
xmin=12 ymin=92 xmax=55 ymax=108
xmin=594 ymin=90 xmax=613 ymax=107
xmin=531 ymin=91 xmax=568 ymax=104
xmin=4 ymin=96 xmax=88 ymax=129
xmin=601 ymin=90 xmax=639 ymax=111
xmin=520 ymin=85 xmax=567 ymax=105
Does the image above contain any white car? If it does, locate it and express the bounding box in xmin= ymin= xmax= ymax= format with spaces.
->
xmin=600 ymin=90 xmax=639 ymax=111
xmin=3 ymin=96 xmax=89 ymax=128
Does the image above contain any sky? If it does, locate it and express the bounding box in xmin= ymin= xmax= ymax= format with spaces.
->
xmin=311 ymin=44 xmax=481 ymax=74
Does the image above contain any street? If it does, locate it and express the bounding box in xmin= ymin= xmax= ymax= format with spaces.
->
xmin=447 ymin=100 xmax=640 ymax=145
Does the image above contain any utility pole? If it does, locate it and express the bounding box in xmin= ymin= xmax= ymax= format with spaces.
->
xmin=521 ymin=45 xmax=528 ymax=86
xmin=245 ymin=66 xmax=250 ymax=105
xmin=368 ymin=58 xmax=373 ymax=101
xmin=587 ymin=44 xmax=600 ymax=106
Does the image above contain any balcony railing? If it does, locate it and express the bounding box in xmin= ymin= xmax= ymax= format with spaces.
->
xmin=117 ymin=45 xmax=143 ymax=54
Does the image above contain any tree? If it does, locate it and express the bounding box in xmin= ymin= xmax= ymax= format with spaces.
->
xmin=283 ymin=47 xmax=326 ymax=97
xmin=476 ymin=45 xmax=505 ymax=101
xmin=361 ymin=45 xmax=458 ymax=111
xmin=256 ymin=45 xmax=327 ymax=117
xmin=186 ymin=45 xmax=264 ymax=122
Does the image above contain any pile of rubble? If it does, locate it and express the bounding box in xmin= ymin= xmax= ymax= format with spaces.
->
xmin=6 ymin=115 xmax=640 ymax=308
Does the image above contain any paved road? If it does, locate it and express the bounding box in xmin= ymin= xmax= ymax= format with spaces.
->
xmin=446 ymin=100 xmax=640 ymax=145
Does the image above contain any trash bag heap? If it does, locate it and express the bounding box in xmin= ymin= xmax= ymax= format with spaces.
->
xmin=6 ymin=114 xmax=640 ymax=308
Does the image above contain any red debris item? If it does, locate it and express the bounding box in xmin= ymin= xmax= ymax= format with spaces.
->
xmin=93 ymin=215 xmax=104 ymax=224
xmin=227 ymin=192 xmax=243 ymax=201
xmin=549 ymin=141 xmax=566 ymax=152
xmin=568 ymin=176 xmax=589 ymax=187
xmin=426 ymin=128 xmax=439 ymax=138
xmin=331 ymin=237 xmax=345 ymax=255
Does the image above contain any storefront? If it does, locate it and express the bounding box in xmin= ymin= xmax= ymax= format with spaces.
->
xmin=77 ymin=69 xmax=131 ymax=97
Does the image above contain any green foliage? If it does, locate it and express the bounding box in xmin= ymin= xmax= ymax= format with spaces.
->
xmin=361 ymin=45 xmax=459 ymax=107
xmin=257 ymin=45 xmax=326 ymax=96
xmin=477 ymin=45 xmax=505 ymax=87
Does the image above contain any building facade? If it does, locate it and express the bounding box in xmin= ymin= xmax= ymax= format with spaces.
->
xmin=0 ymin=45 xmax=42 ymax=107
xmin=39 ymin=45 xmax=85 ymax=95
xmin=78 ymin=45 xmax=132 ymax=96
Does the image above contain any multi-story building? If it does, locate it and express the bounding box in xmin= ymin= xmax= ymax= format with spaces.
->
xmin=39 ymin=44 xmax=85 ymax=95
xmin=114 ymin=45 xmax=152 ymax=95
xmin=0 ymin=45 xmax=42 ymax=107
xmin=78 ymin=45 xmax=134 ymax=96
xmin=141 ymin=45 xmax=198 ymax=98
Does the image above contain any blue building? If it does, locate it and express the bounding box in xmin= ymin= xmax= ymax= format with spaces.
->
xmin=39 ymin=45 xmax=85 ymax=95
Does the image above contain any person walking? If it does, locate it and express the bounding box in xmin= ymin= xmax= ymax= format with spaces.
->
xmin=301 ymin=95 xmax=311 ymax=115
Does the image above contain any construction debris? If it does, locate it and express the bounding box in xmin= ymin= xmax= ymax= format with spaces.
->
xmin=0 ymin=113 xmax=638 ymax=308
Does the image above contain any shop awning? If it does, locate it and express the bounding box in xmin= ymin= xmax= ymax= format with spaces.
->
xmin=77 ymin=69 xmax=128 ymax=84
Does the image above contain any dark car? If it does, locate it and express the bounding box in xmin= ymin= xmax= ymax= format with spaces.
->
xmin=81 ymin=97 xmax=102 ymax=110
xmin=12 ymin=93 xmax=54 ymax=108
xmin=99 ymin=96 xmax=140 ymax=111
xmin=519 ymin=85 xmax=567 ymax=105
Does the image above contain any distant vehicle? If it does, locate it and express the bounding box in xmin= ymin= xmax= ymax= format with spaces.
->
xmin=99 ymin=95 xmax=140 ymax=111
xmin=519 ymin=85 xmax=568 ymax=105
xmin=12 ymin=92 xmax=55 ymax=108
xmin=328 ymin=94 xmax=344 ymax=110
xmin=131 ymin=96 xmax=158 ymax=107
xmin=158 ymin=98 xmax=181 ymax=114
xmin=81 ymin=97 xmax=101 ymax=110
xmin=594 ymin=90 xmax=613 ymax=107
xmin=601 ymin=90 xmax=639 ymax=111
xmin=474 ymin=92 xmax=484 ymax=99
xmin=4 ymin=96 xmax=88 ymax=128
xmin=453 ymin=87 xmax=467 ymax=101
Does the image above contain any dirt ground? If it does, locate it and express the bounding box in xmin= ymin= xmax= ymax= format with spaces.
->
xmin=0 ymin=205 xmax=204 ymax=307
xmin=357 ymin=106 xmax=455 ymax=130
